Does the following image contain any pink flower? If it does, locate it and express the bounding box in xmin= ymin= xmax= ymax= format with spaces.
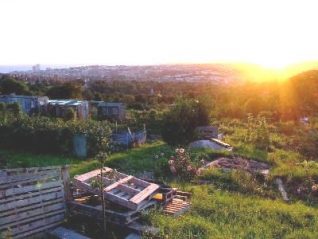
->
xmin=197 ymin=168 xmax=203 ymax=175
xmin=179 ymin=148 xmax=185 ymax=154
xmin=187 ymin=165 xmax=192 ymax=171
xmin=312 ymin=184 xmax=318 ymax=192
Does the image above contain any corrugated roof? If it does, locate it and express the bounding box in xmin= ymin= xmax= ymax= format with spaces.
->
xmin=48 ymin=99 xmax=87 ymax=106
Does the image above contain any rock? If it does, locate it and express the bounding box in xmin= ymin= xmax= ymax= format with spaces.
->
xmin=189 ymin=139 xmax=232 ymax=151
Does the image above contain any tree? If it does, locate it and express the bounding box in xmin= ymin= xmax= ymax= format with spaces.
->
xmin=46 ymin=83 xmax=83 ymax=99
xmin=6 ymin=102 xmax=22 ymax=117
xmin=64 ymin=108 xmax=77 ymax=121
xmin=0 ymin=77 xmax=30 ymax=95
xmin=161 ymin=98 xmax=210 ymax=146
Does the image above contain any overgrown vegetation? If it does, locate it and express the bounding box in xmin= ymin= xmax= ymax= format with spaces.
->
xmin=1 ymin=69 xmax=318 ymax=238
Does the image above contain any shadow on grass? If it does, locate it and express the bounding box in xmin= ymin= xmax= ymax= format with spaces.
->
xmin=106 ymin=141 xmax=172 ymax=174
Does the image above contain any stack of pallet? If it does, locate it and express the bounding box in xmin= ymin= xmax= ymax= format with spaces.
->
xmin=73 ymin=167 xmax=160 ymax=211
xmin=70 ymin=167 xmax=191 ymax=233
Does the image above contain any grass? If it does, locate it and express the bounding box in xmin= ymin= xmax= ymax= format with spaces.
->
xmin=2 ymin=140 xmax=318 ymax=238
xmin=106 ymin=141 xmax=172 ymax=174
xmin=0 ymin=149 xmax=100 ymax=177
xmin=0 ymin=141 xmax=171 ymax=177
xmin=148 ymin=185 xmax=318 ymax=239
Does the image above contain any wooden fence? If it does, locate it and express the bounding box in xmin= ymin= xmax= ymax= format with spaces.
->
xmin=0 ymin=166 xmax=70 ymax=239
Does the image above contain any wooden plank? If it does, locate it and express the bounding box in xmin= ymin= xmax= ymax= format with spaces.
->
xmin=176 ymin=191 xmax=192 ymax=198
xmin=104 ymin=176 xmax=133 ymax=192
xmin=1 ymin=166 xmax=62 ymax=171
xmin=0 ymin=191 xmax=64 ymax=214
xmin=0 ymin=186 xmax=63 ymax=205
xmin=67 ymin=201 xmax=134 ymax=225
xmin=0 ymin=209 xmax=65 ymax=231
xmin=61 ymin=165 xmax=72 ymax=201
xmin=96 ymin=175 xmax=114 ymax=186
xmin=8 ymin=214 xmax=65 ymax=238
xmin=130 ymin=177 xmax=150 ymax=188
xmin=117 ymin=184 xmax=140 ymax=195
xmin=73 ymin=180 xmax=93 ymax=193
xmin=0 ymin=198 xmax=64 ymax=218
xmin=0 ymin=201 xmax=65 ymax=226
xmin=129 ymin=184 xmax=160 ymax=204
xmin=0 ymin=169 xmax=60 ymax=183
xmin=0 ymin=166 xmax=61 ymax=176
xmin=1 ymin=180 xmax=63 ymax=198
xmin=105 ymin=192 xmax=136 ymax=210
xmin=0 ymin=167 xmax=61 ymax=179
xmin=49 ymin=226 xmax=91 ymax=239
xmin=0 ymin=171 xmax=61 ymax=189
xmin=74 ymin=167 xmax=112 ymax=182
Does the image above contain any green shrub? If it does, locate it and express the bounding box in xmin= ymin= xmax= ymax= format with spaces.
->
xmin=161 ymin=98 xmax=210 ymax=146
xmin=0 ymin=116 xmax=111 ymax=156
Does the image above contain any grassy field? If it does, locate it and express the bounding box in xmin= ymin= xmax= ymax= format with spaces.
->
xmin=1 ymin=141 xmax=318 ymax=238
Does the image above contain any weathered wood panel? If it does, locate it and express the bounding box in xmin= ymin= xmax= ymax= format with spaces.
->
xmin=0 ymin=166 xmax=68 ymax=239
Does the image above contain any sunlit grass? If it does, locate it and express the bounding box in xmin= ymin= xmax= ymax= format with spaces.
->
xmin=149 ymin=185 xmax=318 ymax=239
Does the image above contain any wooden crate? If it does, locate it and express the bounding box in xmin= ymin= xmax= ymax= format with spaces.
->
xmin=73 ymin=168 xmax=160 ymax=210
xmin=0 ymin=166 xmax=69 ymax=239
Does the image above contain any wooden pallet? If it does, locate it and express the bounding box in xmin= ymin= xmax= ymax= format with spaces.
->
xmin=163 ymin=191 xmax=191 ymax=217
xmin=0 ymin=166 xmax=69 ymax=239
xmin=73 ymin=168 xmax=160 ymax=210
xmin=68 ymin=197 xmax=157 ymax=225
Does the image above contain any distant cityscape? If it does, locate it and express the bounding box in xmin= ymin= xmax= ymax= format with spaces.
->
xmin=0 ymin=64 xmax=243 ymax=84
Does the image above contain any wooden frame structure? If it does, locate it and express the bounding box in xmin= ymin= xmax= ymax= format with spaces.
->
xmin=0 ymin=166 xmax=70 ymax=239
xmin=73 ymin=168 xmax=160 ymax=210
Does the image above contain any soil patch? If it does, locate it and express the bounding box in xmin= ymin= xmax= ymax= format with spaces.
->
xmin=200 ymin=157 xmax=270 ymax=175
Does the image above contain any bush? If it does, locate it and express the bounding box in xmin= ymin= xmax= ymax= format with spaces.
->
xmin=64 ymin=108 xmax=77 ymax=121
xmin=0 ymin=116 xmax=112 ymax=156
xmin=168 ymin=148 xmax=198 ymax=180
xmin=161 ymin=98 xmax=210 ymax=146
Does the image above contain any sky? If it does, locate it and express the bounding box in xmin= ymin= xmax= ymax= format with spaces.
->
xmin=1 ymin=0 xmax=318 ymax=68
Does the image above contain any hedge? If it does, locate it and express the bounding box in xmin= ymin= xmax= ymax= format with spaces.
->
xmin=0 ymin=116 xmax=112 ymax=156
